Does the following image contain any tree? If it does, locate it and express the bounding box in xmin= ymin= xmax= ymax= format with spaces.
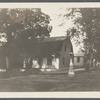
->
xmin=58 ymin=8 xmax=85 ymax=50
xmin=61 ymin=8 xmax=100 ymax=66
xmin=79 ymin=9 xmax=100 ymax=63
xmin=0 ymin=8 xmax=52 ymax=44
xmin=0 ymin=8 xmax=52 ymax=69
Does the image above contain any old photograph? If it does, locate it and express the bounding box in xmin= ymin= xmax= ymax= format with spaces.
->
xmin=0 ymin=2 xmax=100 ymax=97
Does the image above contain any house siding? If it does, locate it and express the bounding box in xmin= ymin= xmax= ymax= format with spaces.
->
xmin=74 ymin=56 xmax=84 ymax=67
xmin=59 ymin=39 xmax=73 ymax=69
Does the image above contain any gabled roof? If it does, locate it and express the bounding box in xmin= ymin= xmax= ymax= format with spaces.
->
xmin=25 ymin=36 xmax=71 ymax=58
xmin=7 ymin=36 xmax=72 ymax=58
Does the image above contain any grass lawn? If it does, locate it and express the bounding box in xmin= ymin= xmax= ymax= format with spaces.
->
xmin=0 ymin=69 xmax=100 ymax=92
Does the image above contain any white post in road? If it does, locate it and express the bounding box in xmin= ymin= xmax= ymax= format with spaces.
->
xmin=68 ymin=52 xmax=75 ymax=77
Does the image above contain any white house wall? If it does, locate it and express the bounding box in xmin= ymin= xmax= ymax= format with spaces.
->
xmin=32 ymin=59 xmax=39 ymax=68
xmin=42 ymin=57 xmax=59 ymax=69
xmin=51 ymin=58 xmax=59 ymax=69
xmin=53 ymin=58 xmax=59 ymax=69
xmin=74 ymin=57 xmax=84 ymax=67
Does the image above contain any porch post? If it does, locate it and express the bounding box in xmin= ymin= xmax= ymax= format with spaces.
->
xmin=6 ymin=56 xmax=9 ymax=69
xmin=42 ymin=58 xmax=47 ymax=69
xmin=68 ymin=52 xmax=75 ymax=77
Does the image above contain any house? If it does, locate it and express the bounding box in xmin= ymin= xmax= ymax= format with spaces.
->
xmin=0 ymin=36 xmax=73 ymax=71
xmin=74 ymin=53 xmax=84 ymax=67
xmin=23 ymin=36 xmax=73 ymax=71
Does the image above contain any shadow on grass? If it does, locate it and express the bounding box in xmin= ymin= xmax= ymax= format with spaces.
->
xmin=0 ymin=68 xmax=41 ymax=79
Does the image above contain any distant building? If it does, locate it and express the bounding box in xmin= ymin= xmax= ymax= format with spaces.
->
xmin=74 ymin=53 xmax=84 ymax=67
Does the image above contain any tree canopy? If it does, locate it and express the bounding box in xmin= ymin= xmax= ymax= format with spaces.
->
xmin=79 ymin=8 xmax=100 ymax=62
xmin=0 ymin=8 xmax=52 ymax=46
xmin=61 ymin=8 xmax=100 ymax=62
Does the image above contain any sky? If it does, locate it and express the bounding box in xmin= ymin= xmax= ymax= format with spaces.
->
xmin=41 ymin=7 xmax=73 ymax=37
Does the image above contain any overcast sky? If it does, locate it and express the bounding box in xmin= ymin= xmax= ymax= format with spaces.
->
xmin=41 ymin=7 xmax=74 ymax=37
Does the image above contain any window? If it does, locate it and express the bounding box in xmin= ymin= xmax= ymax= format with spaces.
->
xmin=63 ymin=57 xmax=65 ymax=65
xmin=77 ymin=57 xmax=80 ymax=63
xmin=47 ymin=58 xmax=52 ymax=65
